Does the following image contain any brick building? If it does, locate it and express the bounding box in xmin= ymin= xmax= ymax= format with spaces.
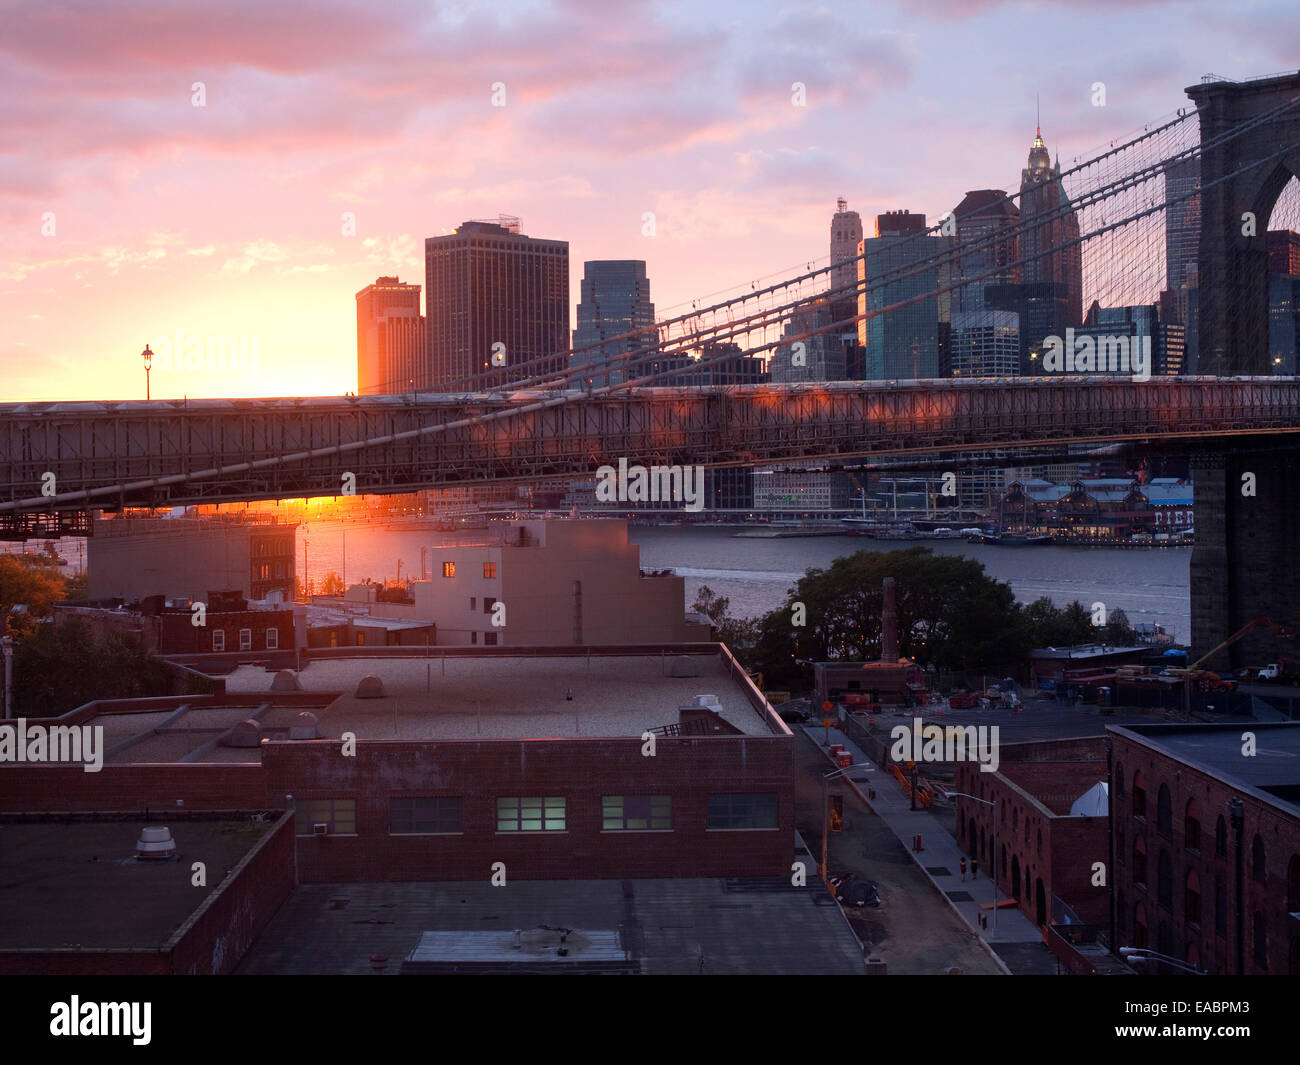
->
xmin=952 ymin=737 xmax=1111 ymax=931
xmin=0 ymin=646 xmax=793 ymax=884
xmin=56 ymin=593 xmax=298 ymax=656
xmin=1108 ymin=722 xmax=1300 ymax=975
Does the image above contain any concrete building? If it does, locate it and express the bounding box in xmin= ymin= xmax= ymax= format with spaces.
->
xmin=752 ymin=469 xmax=855 ymax=515
xmin=571 ymin=260 xmax=657 ymax=387
xmin=1108 ymin=721 xmax=1300 ymax=975
xmin=424 ymin=216 xmax=569 ymax=390
xmin=768 ymin=297 xmax=845 ymax=383
xmin=342 ymin=520 xmax=709 ymax=645
xmin=88 ymin=516 xmax=297 ymax=604
xmin=356 ymin=276 xmax=427 ymax=395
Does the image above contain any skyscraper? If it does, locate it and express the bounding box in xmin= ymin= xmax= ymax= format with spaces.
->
xmin=829 ymin=199 xmax=864 ymax=378
xmin=1162 ymin=155 xmax=1201 ymax=371
xmin=424 ymin=216 xmax=569 ymax=390
xmin=951 ymin=189 xmax=1020 ymax=313
xmin=830 ymin=197 xmax=863 ymax=296
xmin=571 ymin=260 xmax=657 ymax=387
xmin=1019 ymin=128 xmax=1083 ymax=328
xmin=356 ymin=276 xmax=427 ymax=394
xmin=859 ymin=211 xmax=947 ymax=379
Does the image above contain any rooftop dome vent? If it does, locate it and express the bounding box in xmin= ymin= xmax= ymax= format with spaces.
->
xmin=289 ymin=711 xmax=320 ymax=739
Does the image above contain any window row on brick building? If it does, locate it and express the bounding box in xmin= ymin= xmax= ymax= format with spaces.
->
xmin=292 ymin=792 xmax=780 ymax=837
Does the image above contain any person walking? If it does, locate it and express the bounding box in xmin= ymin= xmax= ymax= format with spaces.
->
xmin=960 ymin=857 xmax=967 ymax=881
xmin=971 ymin=858 xmax=979 ymax=879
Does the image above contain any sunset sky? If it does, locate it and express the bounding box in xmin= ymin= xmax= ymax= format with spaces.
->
xmin=2 ymin=0 xmax=1296 ymax=402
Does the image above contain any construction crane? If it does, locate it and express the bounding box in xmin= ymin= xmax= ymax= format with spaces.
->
xmin=1185 ymin=615 xmax=1295 ymax=673
xmin=1167 ymin=614 xmax=1297 ymax=713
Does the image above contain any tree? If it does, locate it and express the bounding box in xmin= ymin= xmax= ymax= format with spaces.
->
xmin=0 ymin=555 xmax=69 ymax=637
xmin=691 ymin=585 xmax=760 ymax=659
xmin=11 ymin=618 xmax=171 ymax=717
xmin=318 ymin=571 xmax=345 ymax=596
xmin=747 ymin=547 xmax=1028 ymax=686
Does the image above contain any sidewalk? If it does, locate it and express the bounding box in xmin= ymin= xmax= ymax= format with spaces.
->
xmin=804 ymin=723 xmax=1043 ymax=974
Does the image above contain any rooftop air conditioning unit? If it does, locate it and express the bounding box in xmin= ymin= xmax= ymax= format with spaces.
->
xmin=312 ymin=823 xmax=329 ymax=836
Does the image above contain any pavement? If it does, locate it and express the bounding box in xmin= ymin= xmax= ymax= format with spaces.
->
xmin=802 ymin=721 xmax=1054 ymax=975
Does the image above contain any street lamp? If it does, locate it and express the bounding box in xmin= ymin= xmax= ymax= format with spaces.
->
xmin=1119 ymin=948 xmax=1206 ymax=975
xmin=1 ymin=634 xmax=13 ymax=720
xmin=945 ymin=790 xmax=999 ymax=938
xmin=140 ymin=344 xmax=153 ymax=400
xmin=821 ymin=763 xmax=874 ymax=882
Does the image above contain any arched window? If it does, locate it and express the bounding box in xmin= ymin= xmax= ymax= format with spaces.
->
xmin=1288 ymin=855 xmax=1300 ymax=913
xmin=1115 ymin=763 xmax=1124 ymax=798
xmin=1037 ymin=827 xmax=1043 ymax=857
xmin=1185 ymin=870 xmax=1202 ymax=926
xmin=1133 ymin=771 xmax=1147 ymax=818
xmin=1252 ymin=834 xmax=1267 ymax=884
xmin=1157 ymin=784 xmax=1172 ymax=837
xmin=1134 ymin=835 xmax=1148 ymax=886
xmin=1184 ymin=798 xmax=1202 ymax=852
xmin=1133 ymin=902 xmax=1148 ymax=949
xmin=1253 ymin=911 xmax=1268 ymax=971
xmin=1117 ymin=822 xmax=1125 ymax=863
xmin=1215 ymin=877 xmax=1227 ymax=937
xmin=1158 ymin=850 xmax=1173 ymax=909
xmin=1215 ymin=815 xmax=1227 ymax=858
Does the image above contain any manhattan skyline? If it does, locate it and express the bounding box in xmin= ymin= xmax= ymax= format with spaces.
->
xmin=2 ymin=0 xmax=1297 ymax=402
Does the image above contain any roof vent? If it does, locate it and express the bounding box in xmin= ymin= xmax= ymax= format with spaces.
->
xmin=289 ymin=711 xmax=320 ymax=739
xmin=356 ymin=675 xmax=386 ymax=699
xmin=136 ymin=826 xmax=177 ymax=860
xmin=271 ymin=669 xmax=303 ymax=692
xmin=227 ymin=719 xmax=263 ymax=748
xmin=670 ymin=656 xmax=699 ymax=678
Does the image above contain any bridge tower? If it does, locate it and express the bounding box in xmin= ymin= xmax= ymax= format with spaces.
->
xmin=1187 ymin=72 xmax=1300 ymax=668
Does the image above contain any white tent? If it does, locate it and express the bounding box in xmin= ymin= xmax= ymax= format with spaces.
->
xmin=1070 ymin=781 xmax=1109 ymax=817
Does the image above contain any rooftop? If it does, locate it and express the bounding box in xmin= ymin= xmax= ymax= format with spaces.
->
xmin=1029 ymin=644 xmax=1149 ymax=660
xmin=0 ymin=815 xmax=274 ymax=949
xmin=236 ymin=877 xmax=864 ymax=975
xmin=1111 ymin=722 xmax=1300 ymax=815
xmin=224 ymin=652 xmax=774 ymax=742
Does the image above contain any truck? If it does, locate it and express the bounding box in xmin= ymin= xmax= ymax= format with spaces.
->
xmin=1256 ymin=659 xmax=1300 ymax=682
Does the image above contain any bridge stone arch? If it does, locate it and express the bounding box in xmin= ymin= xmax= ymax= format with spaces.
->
xmin=1188 ymin=72 xmax=1300 ymax=375
xmin=1187 ymin=74 xmax=1300 ymax=668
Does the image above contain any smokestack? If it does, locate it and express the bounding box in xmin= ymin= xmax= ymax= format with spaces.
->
xmin=882 ymin=577 xmax=898 ymax=664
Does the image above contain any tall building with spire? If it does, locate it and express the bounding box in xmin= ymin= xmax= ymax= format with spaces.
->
xmin=1018 ymin=126 xmax=1084 ymax=328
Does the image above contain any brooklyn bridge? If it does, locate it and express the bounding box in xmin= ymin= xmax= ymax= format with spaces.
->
xmin=3 ymin=72 xmax=1300 ymax=667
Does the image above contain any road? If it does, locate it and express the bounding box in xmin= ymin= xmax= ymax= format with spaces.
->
xmin=792 ymin=730 xmax=1000 ymax=975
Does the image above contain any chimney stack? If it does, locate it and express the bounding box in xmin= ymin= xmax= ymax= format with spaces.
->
xmin=882 ymin=577 xmax=899 ymax=663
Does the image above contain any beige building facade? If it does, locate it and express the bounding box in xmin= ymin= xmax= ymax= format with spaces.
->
xmin=347 ymin=520 xmax=708 ymax=646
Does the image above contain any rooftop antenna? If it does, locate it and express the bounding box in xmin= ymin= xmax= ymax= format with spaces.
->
xmin=1036 ymin=93 xmax=1041 ymax=134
